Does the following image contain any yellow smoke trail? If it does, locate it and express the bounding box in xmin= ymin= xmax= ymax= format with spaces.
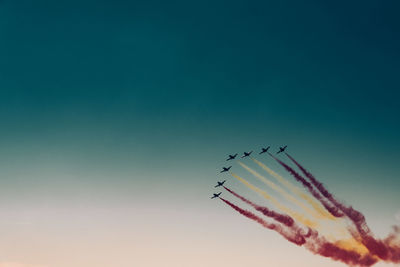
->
xmin=333 ymin=229 xmax=371 ymax=255
xmin=249 ymin=158 xmax=370 ymax=254
xmin=230 ymin=172 xmax=318 ymax=229
xmin=251 ymin=157 xmax=336 ymax=220
xmin=238 ymin=161 xmax=322 ymax=220
xmin=335 ymin=239 xmax=371 ymax=256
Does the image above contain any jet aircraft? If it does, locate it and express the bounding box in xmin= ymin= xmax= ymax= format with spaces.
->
xmin=215 ymin=180 xmax=226 ymax=188
xmin=226 ymin=154 xmax=238 ymax=161
xmin=241 ymin=151 xmax=253 ymax=158
xmin=277 ymin=145 xmax=287 ymax=154
xmin=220 ymin=166 xmax=232 ymax=173
xmin=259 ymin=146 xmax=270 ymax=154
xmin=211 ymin=192 xmax=221 ymax=199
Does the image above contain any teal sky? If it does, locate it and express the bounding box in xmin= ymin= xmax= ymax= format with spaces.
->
xmin=1 ymin=1 xmax=400 ymax=266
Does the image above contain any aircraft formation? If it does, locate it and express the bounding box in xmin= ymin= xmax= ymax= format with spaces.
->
xmin=211 ymin=145 xmax=287 ymax=199
xmin=210 ymin=145 xmax=400 ymax=266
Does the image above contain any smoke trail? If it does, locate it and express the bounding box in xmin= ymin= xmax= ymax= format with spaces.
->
xmin=285 ymin=152 xmax=367 ymax=227
xmin=251 ymin=157 xmax=336 ymax=220
xmin=269 ymin=153 xmax=344 ymax=218
xmin=223 ymin=186 xmax=295 ymax=227
xmin=226 ymin=176 xmax=370 ymax=257
xmin=230 ymin=171 xmax=318 ymax=228
xmin=285 ymin=153 xmax=400 ymax=262
xmin=306 ymin=236 xmax=379 ymax=267
xmin=268 ymin=157 xmax=375 ymax=261
xmin=238 ymin=161 xmax=322 ymax=220
xmin=219 ymin=197 xmax=306 ymax=246
xmin=221 ymin=195 xmax=379 ymax=266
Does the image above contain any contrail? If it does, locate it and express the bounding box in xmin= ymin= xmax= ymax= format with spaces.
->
xmin=285 ymin=153 xmax=400 ymax=262
xmin=229 ymin=171 xmax=318 ymax=228
xmin=238 ymin=161 xmax=322 ymax=220
xmin=223 ymin=186 xmax=295 ymax=227
xmin=219 ymin=197 xmax=306 ymax=246
xmin=251 ymin=157 xmax=336 ymax=220
xmin=269 ymin=153 xmax=344 ymax=218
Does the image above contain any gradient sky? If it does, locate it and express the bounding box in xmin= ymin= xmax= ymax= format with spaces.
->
xmin=1 ymin=1 xmax=400 ymax=266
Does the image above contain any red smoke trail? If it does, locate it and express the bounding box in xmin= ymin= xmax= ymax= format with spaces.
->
xmin=285 ymin=153 xmax=368 ymax=229
xmin=307 ymin=237 xmax=379 ymax=267
xmin=223 ymin=186 xmax=295 ymax=227
xmin=298 ymin=229 xmax=378 ymax=267
xmin=220 ymin=196 xmax=380 ymax=266
xmin=219 ymin=197 xmax=306 ymax=246
xmin=285 ymin=153 xmax=400 ymax=263
xmin=268 ymin=153 xmax=344 ymax=218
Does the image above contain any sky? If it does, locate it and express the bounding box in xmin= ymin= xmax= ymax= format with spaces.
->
xmin=0 ymin=0 xmax=400 ymax=266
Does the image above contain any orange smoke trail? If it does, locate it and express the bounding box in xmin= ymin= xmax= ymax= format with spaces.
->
xmin=218 ymin=151 xmax=400 ymax=265
xmin=269 ymin=153 xmax=344 ymax=218
xmin=285 ymin=153 xmax=400 ymax=263
xmin=238 ymin=161 xmax=322 ymax=220
xmin=220 ymin=197 xmax=378 ymax=266
xmin=230 ymin=171 xmax=318 ymax=228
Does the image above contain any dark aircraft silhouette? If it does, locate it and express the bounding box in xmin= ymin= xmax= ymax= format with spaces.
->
xmin=226 ymin=153 xmax=238 ymax=161
xmin=277 ymin=145 xmax=287 ymax=154
xmin=220 ymin=166 xmax=232 ymax=173
xmin=259 ymin=146 xmax=270 ymax=154
xmin=241 ymin=151 xmax=253 ymax=158
xmin=214 ymin=180 xmax=226 ymax=188
xmin=211 ymin=192 xmax=221 ymax=199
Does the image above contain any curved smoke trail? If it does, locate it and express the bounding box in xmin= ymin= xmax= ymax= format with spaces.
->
xmin=251 ymin=157 xmax=336 ymax=220
xmin=284 ymin=153 xmax=400 ymax=263
xmin=220 ymin=195 xmax=380 ymax=266
xmin=219 ymin=197 xmax=306 ymax=246
xmin=223 ymin=186 xmax=296 ymax=227
xmin=306 ymin=236 xmax=379 ymax=267
xmin=269 ymin=153 xmax=344 ymax=218
xmin=217 ymin=150 xmax=400 ymax=265
xmin=230 ymin=171 xmax=318 ymax=228
xmin=238 ymin=161 xmax=322 ymax=220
